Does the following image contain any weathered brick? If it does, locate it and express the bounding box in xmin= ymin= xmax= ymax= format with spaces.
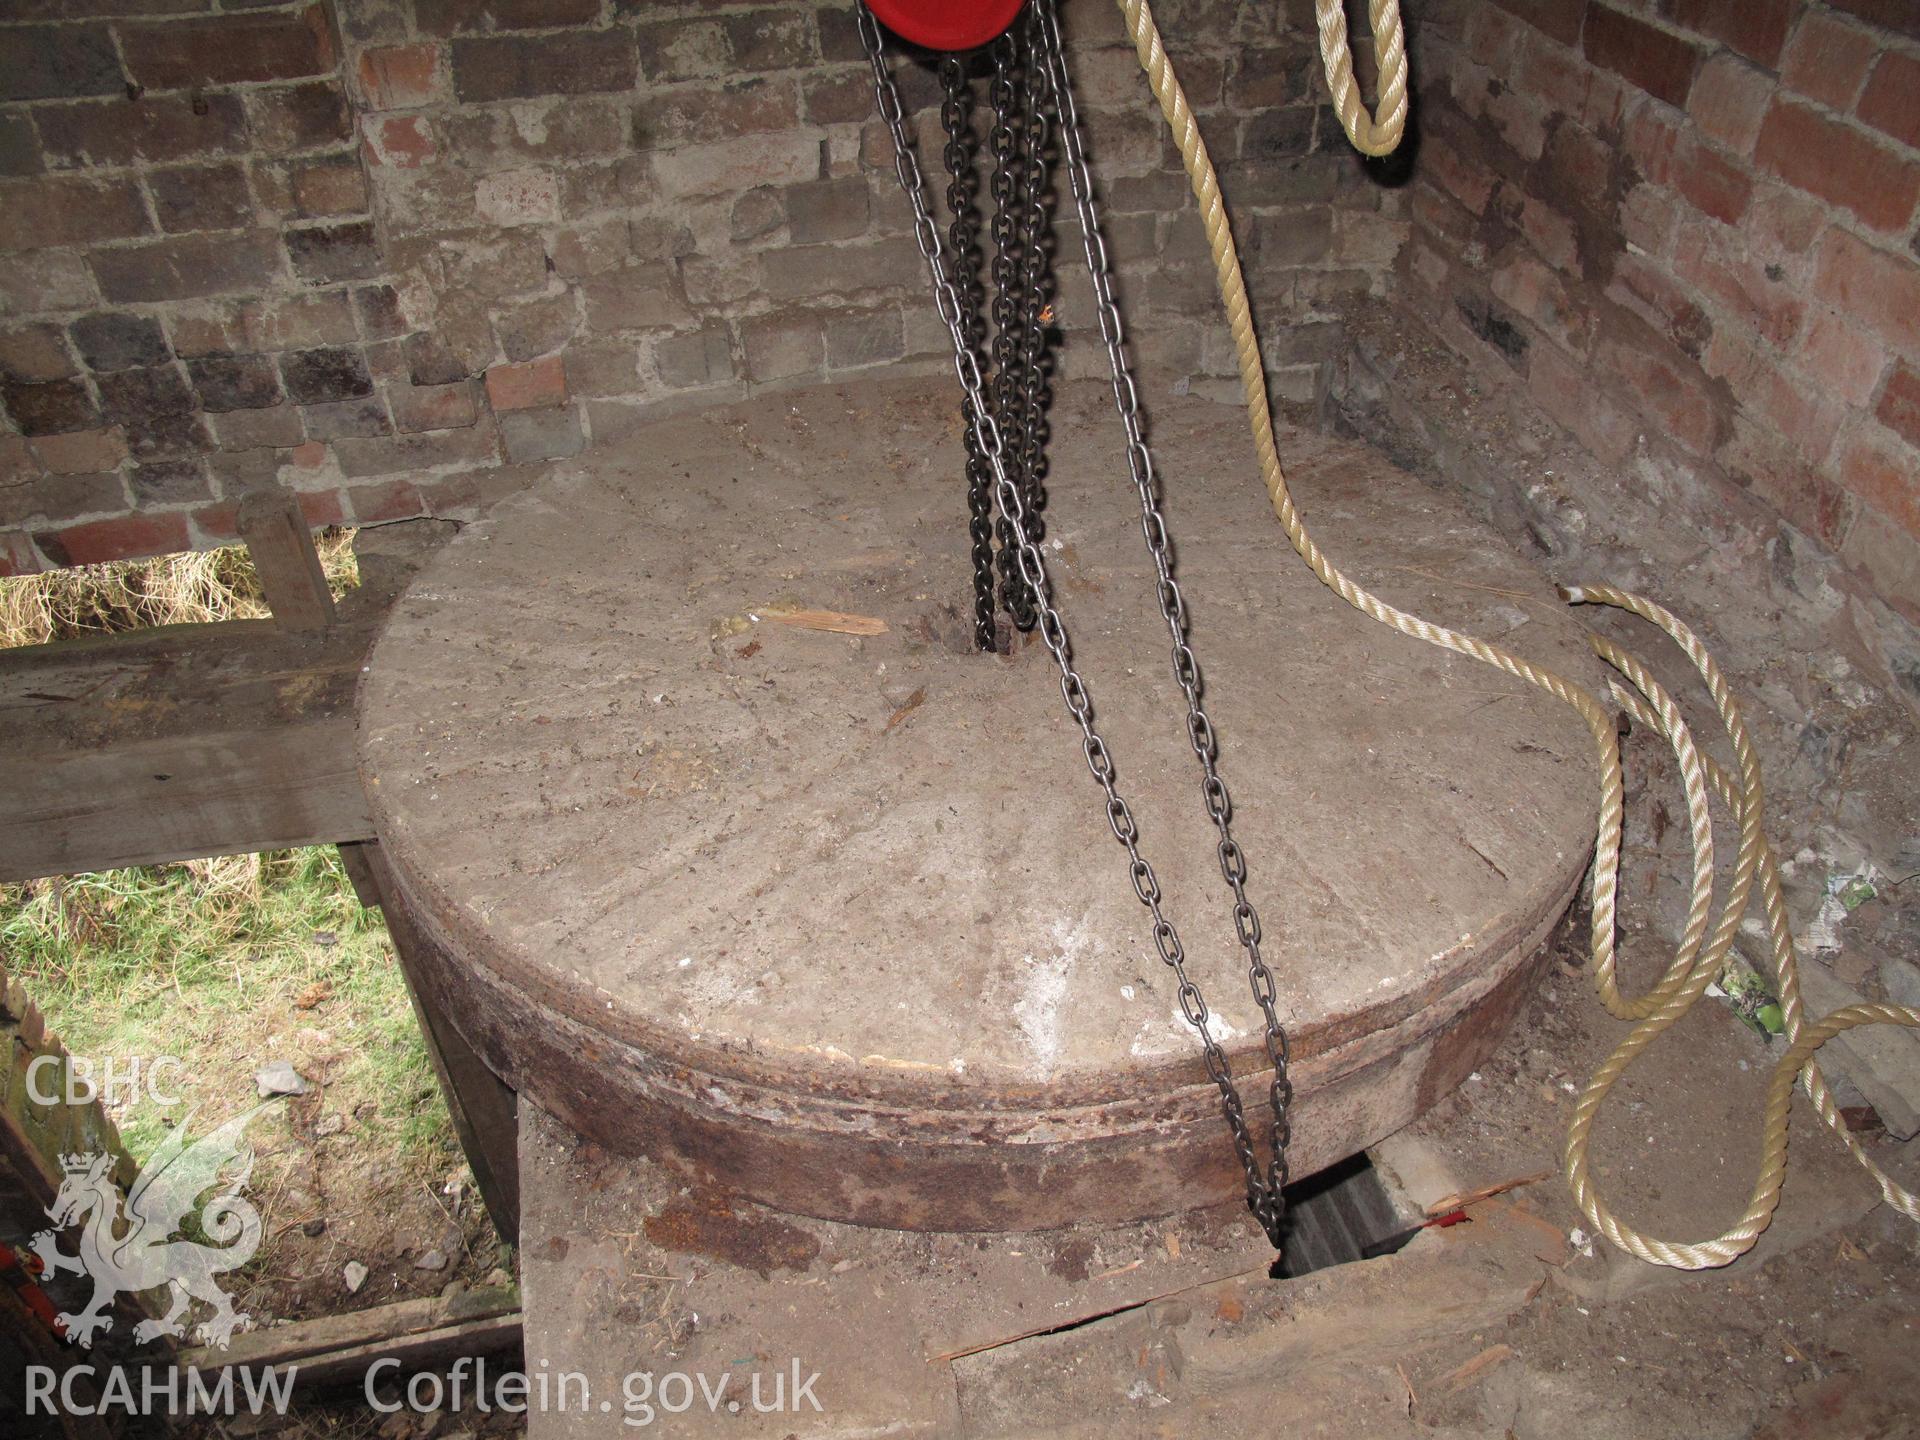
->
xmin=388 ymin=380 xmax=478 ymax=433
xmin=148 ymin=163 xmax=255 ymax=234
xmin=333 ymin=422 xmax=497 ymax=477
xmin=1489 ymin=0 xmax=1588 ymax=47
xmin=0 ymin=177 xmax=149 ymax=249
xmin=0 ymin=24 xmax=123 ymax=103
xmin=730 ymin=187 xmax=784 ymax=243
xmin=1241 ymin=106 xmax=1316 ymax=162
xmin=452 ymin=32 xmax=638 ymax=103
xmin=0 ymin=114 xmax=41 ymax=178
xmin=1675 ymin=233 xmax=1802 ymax=347
xmin=1582 ymin=5 xmax=1699 ymax=109
xmin=0 ymin=253 xmax=96 ymax=314
xmin=3 ymin=470 xmax=126 ymax=527
xmin=1756 ymin=98 xmax=1920 ymax=235
xmin=1857 ymin=52 xmax=1920 ymax=153
xmin=824 ymin=307 xmax=902 ymax=371
xmin=403 ymin=332 xmax=471 ymax=386
xmin=354 ymin=284 xmax=408 ymax=341
xmin=247 ymin=291 xmax=358 ymax=349
xmin=653 ymin=324 xmax=734 ymax=388
xmin=89 ymin=234 xmax=283 ymax=303
xmin=290 ymin=156 xmax=369 ymax=217
xmin=187 ymin=354 xmax=283 ymax=411
xmin=31 ymin=428 xmax=126 ymax=477
xmin=1668 ymin=138 xmax=1751 ymax=226
xmin=652 ymin=132 xmax=819 ymax=200
xmin=803 ymin=68 xmax=875 ymax=126
xmin=725 ymin=9 xmax=815 ymax=71
xmin=358 ymin=43 xmax=445 ymax=111
xmin=759 ymin=237 xmax=921 ymax=301
xmin=782 ymin=176 xmax=869 ymax=244
xmin=1608 ymin=251 xmax=1711 ymax=357
xmin=123 ymin=4 xmax=336 ymax=90
xmin=635 ymin=17 xmax=732 ymax=82
xmin=634 ymin=78 xmax=801 ymax=146
xmin=1778 ymin=9 xmax=1878 ymax=112
xmin=740 ymin=311 xmax=821 ymax=383
xmin=71 ymin=313 xmax=171 ymax=372
xmin=285 ymin=221 xmax=383 ymax=283
xmin=562 ymin=337 xmax=640 ymax=396
xmin=485 ymin=354 xmax=566 ymax=411
xmin=0 ymin=324 xmax=75 ymax=382
xmin=38 ymin=512 xmax=190 ymax=567
xmin=476 ymin=169 xmax=561 ymax=227
xmin=559 ymin=154 xmax=654 ymax=217
xmin=362 ymin=115 xmax=438 ymax=169
xmin=210 ymin=405 xmax=305 ymax=451
xmin=3 ymin=378 xmax=99 ymax=435
xmin=1877 ymin=363 xmax=1920 ymax=451
xmin=445 ymin=99 xmax=626 ymax=171
xmin=494 ymin=294 xmax=579 ymax=362
xmin=248 ymin=81 xmax=354 ymax=154
xmin=1253 ymin=207 xmax=1336 ymax=268
xmin=280 ymin=346 xmax=373 ymax=404
xmin=1834 ymin=423 xmax=1920 ymax=537
xmin=95 ymin=364 xmax=207 ymax=456
xmin=1686 ymin=54 xmax=1770 ymax=157
xmin=1827 ymin=0 xmax=1920 ymax=41
xmin=498 ymin=404 xmax=584 ymax=462
xmin=1660 ymin=0 xmax=1790 ymax=68
xmin=130 ymin=458 xmax=212 ymax=505
xmin=1490 ymin=251 xmax=1591 ymax=355
xmin=579 ymin=264 xmax=694 ymax=332
xmin=346 ymin=477 xmax=426 ymax=523
xmin=1599 ymin=330 xmax=1721 ymax=455
xmin=417 ymin=0 xmax=599 ymax=35
xmin=1798 ymin=306 xmax=1889 ymax=408
xmin=39 ymin=93 xmax=249 ymax=170
xmin=302 ymin=396 xmax=392 ymax=440
xmin=1422 ymin=134 xmax=1496 ymax=216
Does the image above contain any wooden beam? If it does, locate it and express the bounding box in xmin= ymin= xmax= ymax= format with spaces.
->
xmin=237 ymin=488 xmax=336 ymax=634
xmin=177 ymin=1284 xmax=521 ymax=1388
xmin=0 ymin=620 xmax=372 ymax=883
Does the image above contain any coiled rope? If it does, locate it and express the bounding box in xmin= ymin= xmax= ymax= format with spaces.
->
xmin=1115 ymin=0 xmax=1920 ymax=1267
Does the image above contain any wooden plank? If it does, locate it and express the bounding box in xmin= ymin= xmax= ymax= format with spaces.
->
xmin=178 ymin=1283 xmax=520 ymax=1383
xmin=237 ymin=488 xmax=336 ymax=634
xmin=365 ymin=843 xmax=522 ymax=1246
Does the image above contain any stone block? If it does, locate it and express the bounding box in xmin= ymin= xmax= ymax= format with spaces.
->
xmin=498 ymin=403 xmax=584 ymax=461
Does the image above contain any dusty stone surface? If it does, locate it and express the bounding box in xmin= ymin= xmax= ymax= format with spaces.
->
xmin=360 ymin=375 xmax=1602 ymax=1228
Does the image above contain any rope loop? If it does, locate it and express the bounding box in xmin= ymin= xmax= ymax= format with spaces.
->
xmin=1313 ymin=0 xmax=1410 ymax=157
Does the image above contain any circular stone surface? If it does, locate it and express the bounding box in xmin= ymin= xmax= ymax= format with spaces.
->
xmin=360 ymin=377 xmax=1601 ymax=1231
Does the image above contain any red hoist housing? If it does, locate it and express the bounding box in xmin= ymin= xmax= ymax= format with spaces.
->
xmin=864 ymin=0 xmax=1027 ymax=50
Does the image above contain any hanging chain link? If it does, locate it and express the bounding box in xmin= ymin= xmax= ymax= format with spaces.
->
xmin=1013 ymin=0 xmax=1055 ymax=558
xmin=938 ymin=54 xmax=999 ymax=652
xmin=987 ymin=33 xmax=1039 ymax=632
xmin=856 ymin=0 xmax=1291 ymax=1251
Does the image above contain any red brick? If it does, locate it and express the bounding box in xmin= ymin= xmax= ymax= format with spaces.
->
xmin=1686 ymin=54 xmax=1771 ymax=157
xmin=1608 ymin=251 xmax=1711 ymax=356
xmin=1812 ymin=227 xmax=1920 ymax=359
xmin=1530 ymin=339 xmax=1639 ymax=461
xmin=0 ymin=324 xmax=74 ymax=383
xmin=1622 ymin=102 xmax=1680 ymax=184
xmin=1877 ymin=363 xmax=1920 ymax=450
xmin=37 ymin=511 xmax=190 ymax=567
xmin=1582 ymin=5 xmax=1700 ymax=109
xmin=31 ymin=429 xmax=127 ymax=476
xmin=1756 ymin=98 xmax=1920 ymax=234
xmin=1675 ymin=231 xmax=1804 ymax=347
xmin=1492 ymin=251 xmax=1592 ymax=354
xmin=1491 ymin=0 xmax=1589 ymax=48
xmin=0 ymin=176 xmax=149 ymax=249
xmin=451 ymin=32 xmax=638 ymax=103
xmin=1601 ymin=332 xmax=1722 ymax=455
xmin=1618 ymin=182 xmax=1680 ymax=254
xmin=1827 ymin=0 xmax=1920 ymax=42
xmin=389 ymin=380 xmax=479 ymax=433
xmin=485 ymin=354 xmax=567 ymax=411
xmin=1515 ymin=191 xmax=1583 ymax=276
xmin=1669 ymin=138 xmax=1752 ymax=224
xmin=1779 ymin=9 xmax=1879 ymax=111
xmin=1719 ymin=413 xmax=1856 ymax=547
xmin=1743 ymin=186 xmax=1827 ymax=269
xmin=1717 ymin=351 xmax=1844 ymax=465
xmin=1857 ymin=52 xmax=1920 ymax=152
xmin=1660 ymin=0 xmax=1791 ymax=67
xmin=1797 ymin=307 xmax=1889 ymax=407
xmin=362 ymin=115 xmax=438 ymax=169
xmin=123 ymin=4 xmax=336 ymax=91
xmin=296 ymin=489 xmax=346 ymax=527
xmin=289 ymin=439 xmax=329 ymax=469
xmin=346 ymin=478 xmax=424 ymax=523
xmin=1834 ymin=423 xmax=1920 ymax=537
xmin=358 ymin=44 xmax=444 ymax=112
xmin=1519 ymin=39 xmax=1624 ymax=133
xmin=1423 ymin=134 xmax=1496 ymax=215
xmin=38 ymin=93 xmax=249 ymax=170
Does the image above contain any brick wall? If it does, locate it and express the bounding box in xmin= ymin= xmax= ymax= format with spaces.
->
xmin=1403 ymin=0 xmax=1920 ymax=625
xmin=0 ymin=0 xmax=1401 ymax=576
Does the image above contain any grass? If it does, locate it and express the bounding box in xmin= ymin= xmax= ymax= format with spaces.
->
xmin=0 ymin=535 xmax=462 ymax=1228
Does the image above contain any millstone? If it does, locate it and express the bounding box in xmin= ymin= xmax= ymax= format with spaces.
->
xmin=358 ymin=376 xmax=1600 ymax=1231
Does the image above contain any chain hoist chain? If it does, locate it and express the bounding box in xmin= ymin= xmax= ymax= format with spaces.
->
xmin=1033 ymin=0 xmax=1292 ymax=1233
xmin=855 ymin=0 xmax=1290 ymax=1252
xmin=939 ymin=54 xmax=999 ymax=652
xmin=987 ymin=31 xmax=1039 ymax=631
xmin=1013 ymin=0 xmax=1054 ymax=554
